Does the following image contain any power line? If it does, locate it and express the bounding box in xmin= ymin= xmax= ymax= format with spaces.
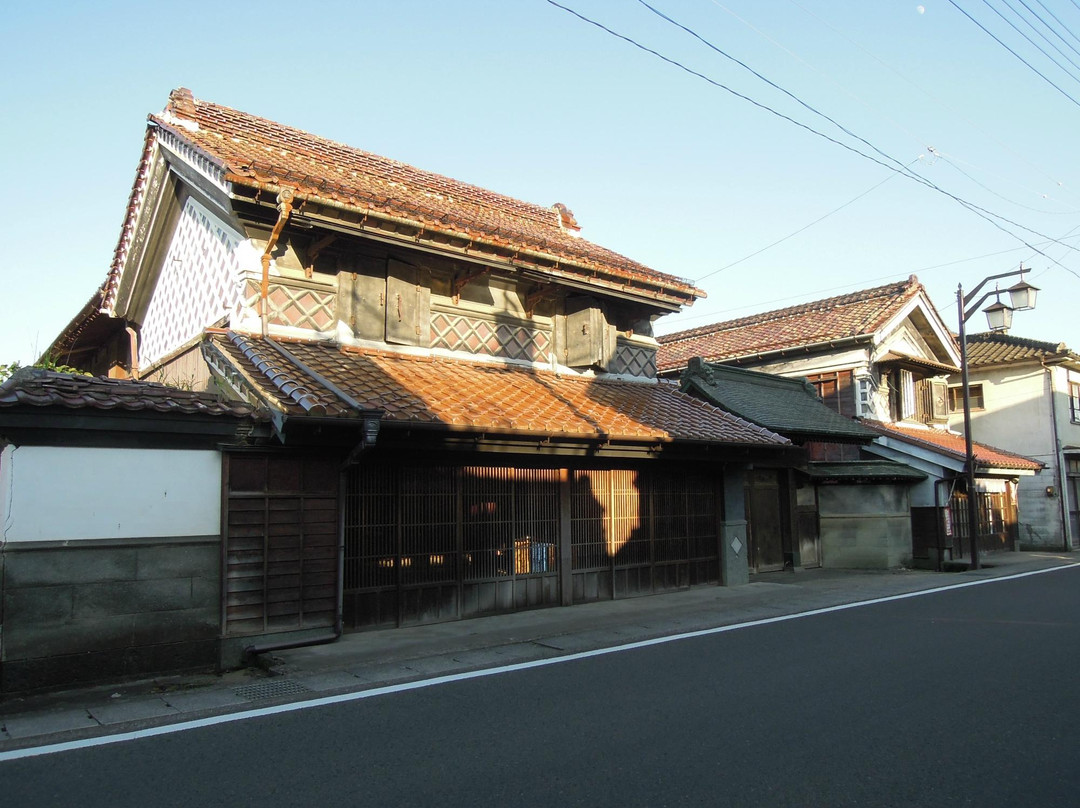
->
xmin=945 ymin=0 xmax=1080 ymax=107
xmin=1031 ymin=0 xmax=1080 ymax=51
xmin=547 ymin=0 xmax=1079 ymax=278
xmin=693 ymin=158 xmax=921 ymax=284
xmin=787 ymin=0 xmax=1075 ymax=200
xmin=620 ymin=1 xmax=1080 ymax=262
xmin=1015 ymin=0 xmax=1080 ymax=62
xmin=982 ymin=0 xmax=1080 ymax=85
xmin=710 ymin=0 xmax=1078 ymax=214
xmin=930 ymin=148 xmax=1079 ymax=214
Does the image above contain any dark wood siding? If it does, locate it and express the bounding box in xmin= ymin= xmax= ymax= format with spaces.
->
xmin=224 ymin=454 xmax=340 ymax=636
xmin=344 ymin=463 xmax=720 ymax=630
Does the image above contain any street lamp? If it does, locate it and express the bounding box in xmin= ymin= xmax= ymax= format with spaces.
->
xmin=956 ymin=266 xmax=1039 ymax=570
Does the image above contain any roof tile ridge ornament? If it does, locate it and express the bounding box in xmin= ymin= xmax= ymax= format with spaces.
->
xmin=160 ymin=87 xmax=200 ymax=133
xmin=552 ymin=203 xmax=581 ymax=237
xmin=683 ymin=357 xmax=715 ymax=385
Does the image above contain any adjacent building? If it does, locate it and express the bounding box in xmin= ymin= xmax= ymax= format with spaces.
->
xmin=949 ymin=332 xmax=1080 ymax=549
xmin=658 ymin=278 xmax=1042 ymax=565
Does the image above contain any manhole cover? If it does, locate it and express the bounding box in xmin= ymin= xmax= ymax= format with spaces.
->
xmin=234 ymin=680 xmax=311 ymax=701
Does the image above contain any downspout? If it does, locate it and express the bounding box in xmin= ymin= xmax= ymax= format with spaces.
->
xmin=260 ymin=189 xmax=295 ymax=337
xmin=1044 ymin=362 xmax=1073 ymax=551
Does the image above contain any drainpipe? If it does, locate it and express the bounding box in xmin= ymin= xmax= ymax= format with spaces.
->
xmin=260 ymin=189 xmax=295 ymax=337
xmin=1044 ymin=362 xmax=1073 ymax=551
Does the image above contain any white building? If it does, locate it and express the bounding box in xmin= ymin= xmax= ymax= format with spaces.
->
xmin=949 ymin=333 xmax=1080 ymax=549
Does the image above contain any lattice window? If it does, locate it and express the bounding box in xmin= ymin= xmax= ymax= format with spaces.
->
xmin=141 ymin=198 xmax=244 ymax=365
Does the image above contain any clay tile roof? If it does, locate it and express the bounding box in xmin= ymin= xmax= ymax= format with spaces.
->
xmin=965 ymin=332 xmax=1079 ymax=367
xmin=205 ymin=332 xmax=790 ymax=447
xmin=657 ymin=277 xmax=923 ymax=372
xmin=680 ymin=361 xmax=876 ymax=443
xmin=141 ymin=88 xmax=700 ymax=305
xmin=0 ymin=367 xmax=262 ymax=419
xmin=861 ymin=419 xmax=1043 ymax=472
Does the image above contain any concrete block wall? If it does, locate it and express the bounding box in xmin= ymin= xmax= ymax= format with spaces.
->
xmin=1 ymin=537 xmax=220 ymax=693
xmin=817 ymin=484 xmax=913 ymax=569
xmin=1016 ymin=479 xmax=1063 ymax=550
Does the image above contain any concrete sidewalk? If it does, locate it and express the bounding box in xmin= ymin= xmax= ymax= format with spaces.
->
xmin=2 ymin=550 xmax=1075 ymax=753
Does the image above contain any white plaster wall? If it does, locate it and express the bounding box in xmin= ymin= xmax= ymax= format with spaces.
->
xmin=948 ymin=363 xmax=1066 ymax=545
xmin=1053 ymin=366 xmax=1080 ymax=451
xmin=1 ymin=446 xmax=221 ymax=542
xmin=748 ymin=347 xmax=869 ymax=379
xmin=959 ymin=365 xmax=1053 ymax=461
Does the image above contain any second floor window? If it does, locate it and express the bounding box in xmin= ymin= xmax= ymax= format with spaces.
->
xmin=948 ymin=384 xmax=985 ymax=412
xmin=805 ymin=370 xmax=856 ymax=417
xmin=1070 ymin=382 xmax=1080 ymax=422
xmin=901 ymin=370 xmax=916 ymax=419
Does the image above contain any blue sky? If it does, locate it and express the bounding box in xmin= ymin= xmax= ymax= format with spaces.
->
xmin=2 ymin=0 xmax=1078 ymax=365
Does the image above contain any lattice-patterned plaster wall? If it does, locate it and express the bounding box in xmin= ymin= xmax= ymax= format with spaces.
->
xmin=430 ymin=310 xmax=551 ymax=363
xmin=611 ymin=340 xmax=658 ymax=379
xmin=140 ymin=198 xmax=247 ymax=365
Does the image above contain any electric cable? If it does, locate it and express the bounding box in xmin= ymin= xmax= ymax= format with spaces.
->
xmin=1014 ymin=0 xmax=1080 ymax=61
xmin=618 ymin=1 xmax=1080 ymax=263
xmin=945 ymin=0 xmax=1080 ymax=107
xmin=982 ymin=0 xmax=1080 ymax=85
xmin=712 ymin=0 xmax=1077 ymax=212
xmin=693 ymin=158 xmax=922 ymax=284
xmin=547 ymin=1 xmax=1079 ymax=276
xmin=788 ymin=0 xmax=1075 ymax=201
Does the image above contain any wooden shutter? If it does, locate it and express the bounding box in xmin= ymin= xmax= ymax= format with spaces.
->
xmin=385 ymin=259 xmax=431 ymax=346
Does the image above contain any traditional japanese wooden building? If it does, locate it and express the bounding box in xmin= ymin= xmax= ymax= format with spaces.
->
xmin=1 ymin=89 xmax=801 ymax=691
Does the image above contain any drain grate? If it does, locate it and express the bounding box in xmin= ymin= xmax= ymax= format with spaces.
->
xmin=234 ymin=679 xmax=311 ymax=702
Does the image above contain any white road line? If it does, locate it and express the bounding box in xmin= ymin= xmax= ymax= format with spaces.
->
xmin=2 ymin=562 xmax=1076 ymax=762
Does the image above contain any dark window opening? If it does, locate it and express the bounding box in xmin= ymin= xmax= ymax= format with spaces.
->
xmin=949 ymin=384 xmax=984 ymax=412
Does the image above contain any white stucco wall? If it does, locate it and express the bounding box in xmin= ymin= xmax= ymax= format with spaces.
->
xmin=1 ymin=445 xmax=221 ymax=542
xmin=949 ymin=363 xmax=1065 ymax=546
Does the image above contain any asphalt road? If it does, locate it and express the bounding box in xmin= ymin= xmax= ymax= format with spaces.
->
xmin=4 ymin=567 xmax=1079 ymax=807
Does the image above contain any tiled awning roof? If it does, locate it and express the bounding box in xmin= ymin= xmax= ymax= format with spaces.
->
xmin=861 ymin=420 xmax=1042 ymax=472
xmin=123 ymin=88 xmax=701 ymax=310
xmin=657 ymin=277 xmax=923 ymax=372
xmin=0 ymin=367 xmax=261 ymax=419
xmin=807 ymin=460 xmax=927 ymax=482
xmin=875 ymin=351 xmax=959 ymax=375
xmin=965 ymin=332 xmax=1079 ymax=367
xmin=680 ymin=360 xmax=876 ymax=443
xmin=203 ymin=331 xmax=791 ymax=448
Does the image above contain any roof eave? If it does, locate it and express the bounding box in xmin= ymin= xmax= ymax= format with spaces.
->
xmin=225 ymin=176 xmax=699 ymax=308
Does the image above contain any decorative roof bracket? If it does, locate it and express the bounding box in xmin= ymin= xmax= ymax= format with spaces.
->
xmin=451 ymin=265 xmax=490 ymax=303
xmin=524 ymin=283 xmax=557 ymax=317
xmin=303 ymin=233 xmax=337 ymax=278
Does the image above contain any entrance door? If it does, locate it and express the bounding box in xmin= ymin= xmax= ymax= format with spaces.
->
xmin=747 ymin=469 xmax=785 ymax=572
